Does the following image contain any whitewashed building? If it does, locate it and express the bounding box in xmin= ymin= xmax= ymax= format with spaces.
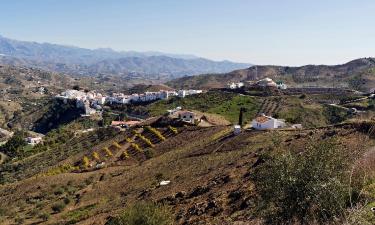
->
xmin=228 ymin=82 xmax=244 ymax=89
xmin=178 ymin=111 xmax=196 ymax=123
xmin=25 ymin=137 xmax=43 ymax=145
xmin=251 ymin=114 xmax=286 ymax=130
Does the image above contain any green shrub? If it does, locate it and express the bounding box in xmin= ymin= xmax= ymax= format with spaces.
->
xmin=103 ymin=147 xmax=113 ymax=157
xmin=105 ymin=202 xmax=173 ymax=225
xmin=145 ymin=126 xmax=166 ymax=141
xmin=131 ymin=143 xmax=142 ymax=152
xmin=113 ymin=141 xmax=122 ymax=149
xmin=0 ymin=131 xmax=27 ymax=158
xmin=144 ymin=149 xmax=155 ymax=159
xmin=14 ymin=216 xmax=24 ymax=225
xmin=38 ymin=212 xmax=50 ymax=221
xmin=121 ymin=151 xmax=130 ymax=160
xmin=51 ymin=202 xmax=66 ymax=213
xmin=82 ymin=156 xmax=90 ymax=168
xmin=54 ymin=187 xmax=64 ymax=195
xmin=136 ymin=134 xmax=154 ymax=147
xmin=63 ymin=197 xmax=71 ymax=205
xmin=125 ymin=137 xmax=133 ymax=143
xmin=92 ymin=152 xmax=100 ymax=161
xmin=252 ymin=139 xmax=364 ymax=224
xmin=167 ymin=126 xmax=178 ymax=134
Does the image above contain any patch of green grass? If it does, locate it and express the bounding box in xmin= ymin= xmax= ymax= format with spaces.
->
xmin=63 ymin=204 xmax=96 ymax=225
xmin=147 ymin=91 xmax=260 ymax=124
xmin=275 ymin=98 xmax=328 ymax=127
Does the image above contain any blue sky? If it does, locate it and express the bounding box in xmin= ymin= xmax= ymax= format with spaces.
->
xmin=0 ymin=0 xmax=374 ymax=66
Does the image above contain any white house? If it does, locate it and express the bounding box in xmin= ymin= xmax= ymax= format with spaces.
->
xmin=25 ymin=137 xmax=43 ymax=145
xmin=256 ymin=78 xmax=277 ymax=87
xmin=178 ymin=90 xmax=187 ymax=98
xmin=178 ymin=111 xmax=196 ymax=123
xmin=251 ymin=114 xmax=286 ymax=130
xmin=228 ymin=82 xmax=244 ymax=89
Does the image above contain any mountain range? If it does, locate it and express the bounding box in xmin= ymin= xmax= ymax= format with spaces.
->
xmin=167 ymin=57 xmax=375 ymax=91
xmin=0 ymin=35 xmax=250 ymax=79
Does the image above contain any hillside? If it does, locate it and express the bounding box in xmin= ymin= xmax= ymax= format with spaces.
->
xmin=0 ymin=64 xmax=141 ymax=130
xmin=0 ymin=121 xmax=374 ymax=224
xmin=119 ymin=91 xmax=355 ymax=128
xmin=0 ymin=35 xmax=250 ymax=79
xmin=167 ymin=58 xmax=375 ymax=91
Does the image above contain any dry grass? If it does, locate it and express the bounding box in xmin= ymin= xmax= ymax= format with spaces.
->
xmin=0 ymin=125 xmax=374 ymax=224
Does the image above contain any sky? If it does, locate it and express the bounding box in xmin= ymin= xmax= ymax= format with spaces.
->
xmin=0 ymin=0 xmax=374 ymax=66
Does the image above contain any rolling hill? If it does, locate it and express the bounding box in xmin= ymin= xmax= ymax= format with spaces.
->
xmin=0 ymin=121 xmax=374 ymax=224
xmin=167 ymin=58 xmax=375 ymax=91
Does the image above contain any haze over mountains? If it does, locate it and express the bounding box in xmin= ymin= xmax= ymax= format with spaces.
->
xmin=0 ymin=35 xmax=250 ymax=79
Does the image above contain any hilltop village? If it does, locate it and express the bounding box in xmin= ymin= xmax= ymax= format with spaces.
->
xmin=55 ymin=89 xmax=203 ymax=116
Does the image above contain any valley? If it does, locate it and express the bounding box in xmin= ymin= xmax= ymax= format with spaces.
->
xmin=0 ymin=63 xmax=375 ymax=224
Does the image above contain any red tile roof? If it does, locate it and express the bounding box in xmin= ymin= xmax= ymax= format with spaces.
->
xmin=111 ymin=120 xmax=141 ymax=126
xmin=255 ymin=116 xmax=271 ymax=123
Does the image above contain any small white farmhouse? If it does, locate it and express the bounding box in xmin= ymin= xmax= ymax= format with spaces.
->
xmin=178 ymin=111 xmax=196 ymax=123
xmin=25 ymin=137 xmax=43 ymax=145
xmin=251 ymin=114 xmax=286 ymax=130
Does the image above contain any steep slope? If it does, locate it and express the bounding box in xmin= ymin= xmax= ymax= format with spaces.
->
xmin=0 ymin=123 xmax=374 ymax=224
xmin=167 ymin=58 xmax=375 ymax=91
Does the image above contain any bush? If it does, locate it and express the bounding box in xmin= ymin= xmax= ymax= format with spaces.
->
xmin=144 ymin=149 xmax=155 ymax=159
xmin=145 ymin=126 xmax=166 ymax=141
xmin=136 ymin=134 xmax=154 ymax=148
xmin=131 ymin=143 xmax=142 ymax=152
xmin=167 ymin=126 xmax=178 ymax=134
xmin=92 ymin=152 xmax=100 ymax=161
xmin=51 ymin=202 xmax=66 ymax=213
xmin=38 ymin=212 xmax=50 ymax=221
xmin=82 ymin=156 xmax=90 ymax=168
xmin=121 ymin=151 xmax=130 ymax=160
xmin=103 ymin=147 xmax=113 ymax=157
xmin=0 ymin=131 xmax=27 ymax=158
xmin=54 ymin=187 xmax=64 ymax=195
xmin=63 ymin=197 xmax=71 ymax=205
xmin=113 ymin=141 xmax=122 ymax=149
xmin=252 ymin=139 xmax=364 ymax=224
xmin=105 ymin=202 xmax=173 ymax=225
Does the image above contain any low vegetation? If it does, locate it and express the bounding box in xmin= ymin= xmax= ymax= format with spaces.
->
xmin=147 ymin=91 xmax=261 ymax=124
xmin=145 ymin=126 xmax=166 ymax=141
xmin=105 ymin=202 xmax=173 ymax=225
xmin=252 ymin=138 xmax=373 ymax=224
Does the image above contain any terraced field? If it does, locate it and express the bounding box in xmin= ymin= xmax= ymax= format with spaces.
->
xmin=78 ymin=126 xmax=181 ymax=170
xmin=257 ymin=97 xmax=282 ymax=116
xmin=0 ymin=124 xmax=374 ymax=225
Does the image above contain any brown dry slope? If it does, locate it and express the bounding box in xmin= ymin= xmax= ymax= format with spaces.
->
xmin=167 ymin=58 xmax=375 ymax=91
xmin=0 ymin=124 xmax=374 ymax=224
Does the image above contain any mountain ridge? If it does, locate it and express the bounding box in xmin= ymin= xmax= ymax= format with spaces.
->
xmin=166 ymin=57 xmax=375 ymax=91
xmin=0 ymin=35 xmax=250 ymax=79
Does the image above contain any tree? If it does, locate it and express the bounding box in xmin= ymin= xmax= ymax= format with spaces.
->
xmin=72 ymin=85 xmax=80 ymax=90
xmin=0 ymin=131 xmax=27 ymax=158
xmin=238 ymin=107 xmax=246 ymax=127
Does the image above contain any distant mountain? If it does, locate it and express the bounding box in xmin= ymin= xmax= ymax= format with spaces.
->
xmin=0 ymin=35 xmax=250 ymax=79
xmin=167 ymin=58 xmax=375 ymax=91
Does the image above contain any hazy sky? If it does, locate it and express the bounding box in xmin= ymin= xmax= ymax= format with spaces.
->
xmin=1 ymin=0 xmax=374 ymax=66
